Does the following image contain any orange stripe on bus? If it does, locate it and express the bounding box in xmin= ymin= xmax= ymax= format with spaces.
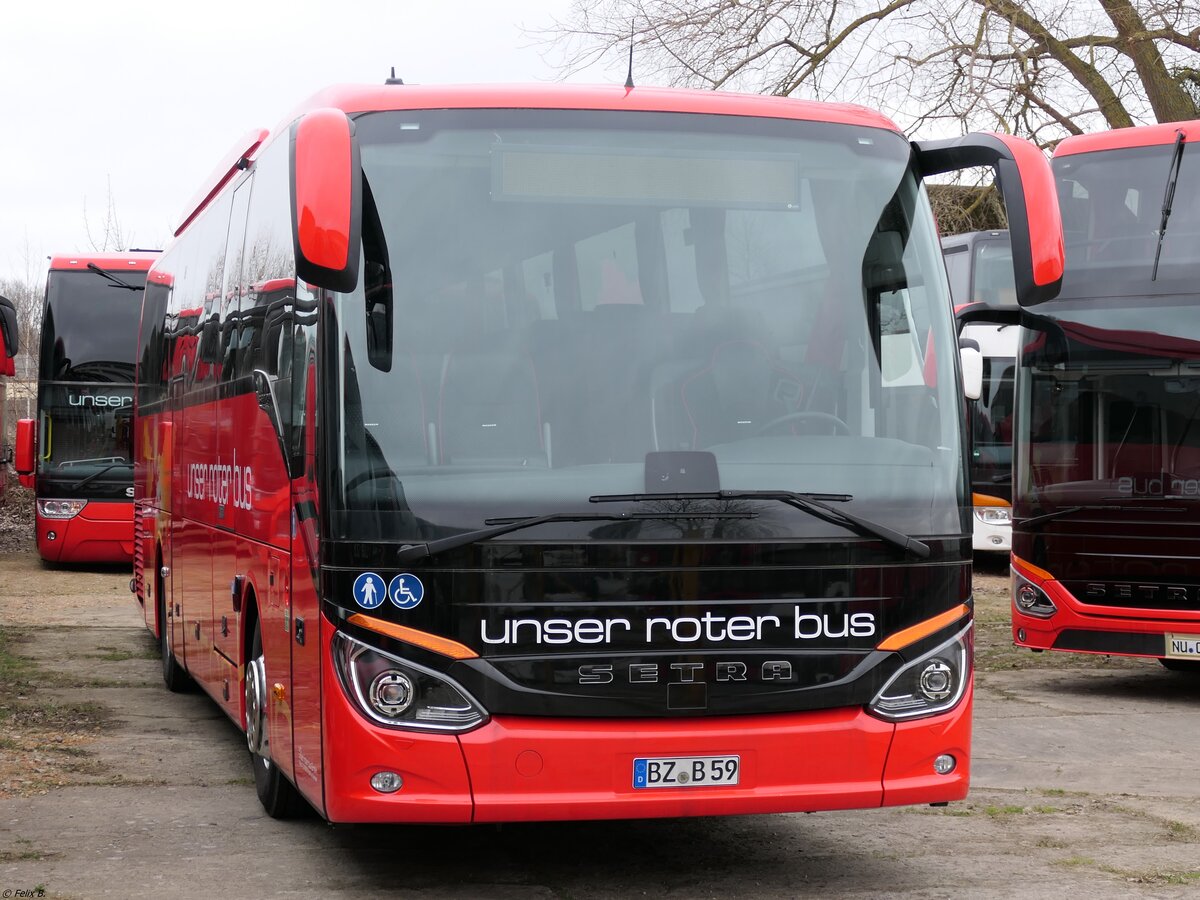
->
xmin=348 ymin=614 xmax=479 ymax=660
xmin=877 ymin=603 xmax=971 ymax=651
xmin=1011 ymin=554 xmax=1055 ymax=582
xmin=972 ymin=492 xmax=1011 ymax=508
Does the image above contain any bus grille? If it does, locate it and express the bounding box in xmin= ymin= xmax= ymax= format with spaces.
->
xmin=132 ymin=509 xmax=145 ymax=596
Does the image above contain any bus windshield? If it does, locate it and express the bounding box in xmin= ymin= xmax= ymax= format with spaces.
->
xmin=971 ymin=238 xmax=1016 ymax=307
xmin=1015 ymin=298 xmax=1200 ymax=517
xmin=329 ymin=109 xmax=964 ymax=544
xmin=1054 ymin=141 xmax=1200 ymax=298
xmin=37 ymin=269 xmax=145 ymax=485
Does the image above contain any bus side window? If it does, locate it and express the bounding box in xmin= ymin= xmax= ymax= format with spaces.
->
xmin=220 ymin=176 xmax=253 ymax=383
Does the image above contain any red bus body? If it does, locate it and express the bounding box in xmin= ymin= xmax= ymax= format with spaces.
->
xmin=135 ymin=83 xmax=1060 ymax=822
xmin=1011 ymin=121 xmax=1200 ymax=665
xmin=0 ymin=294 xmax=17 ymax=499
xmin=17 ymin=252 xmax=157 ymax=563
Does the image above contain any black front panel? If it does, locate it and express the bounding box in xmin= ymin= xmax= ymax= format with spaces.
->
xmin=1017 ymin=519 xmax=1200 ymax=613
xmin=324 ymin=537 xmax=969 ymax=718
xmin=35 ymin=382 xmax=134 ymax=500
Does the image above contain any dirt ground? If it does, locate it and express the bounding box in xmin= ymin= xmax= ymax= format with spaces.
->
xmin=0 ymin=496 xmax=1198 ymax=898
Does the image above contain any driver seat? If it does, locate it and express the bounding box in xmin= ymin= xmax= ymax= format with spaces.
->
xmin=680 ymin=341 xmax=801 ymax=448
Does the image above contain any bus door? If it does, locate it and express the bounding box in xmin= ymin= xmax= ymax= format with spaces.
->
xmin=211 ymin=179 xmax=253 ymax=721
xmin=287 ymin=287 xmax=324 ymax=807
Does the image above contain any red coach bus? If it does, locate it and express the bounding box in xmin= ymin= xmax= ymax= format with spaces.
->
xmin=0 ymin=294 xmax=18 ymax=498
xmin=14 ymin=252 xmax=157 ymax=563
xmin=1004 ymin=121 xmax=1200 ymax=670
xmin=134 ymin=82 xmax=1063 ymax=822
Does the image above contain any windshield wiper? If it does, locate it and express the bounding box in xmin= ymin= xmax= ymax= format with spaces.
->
xmin=589 ymin=490 xmax=930 ymax=559
xmin=1019 ymin=502 xmax=1186 ymax=530
xmin=86 ymin=262 xmax=143 ymax=292
xmin=394 ymin=509 xmax=756 ymax=564
xmin=1151 ymin=128 xmax=1186 ymax=281
xmin=61 ymin=461 xmax=131 ymax=492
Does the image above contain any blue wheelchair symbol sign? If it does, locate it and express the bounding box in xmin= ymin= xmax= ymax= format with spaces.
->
xmin=389 ymin=574 xmax=425 ymax=610
xmin=352 ymin=572 xmax=387 ymax=609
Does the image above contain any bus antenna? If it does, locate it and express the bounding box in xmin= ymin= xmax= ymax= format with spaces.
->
xmin=385 ymin=67 xmax=405 ymax=86
xmin=624 ymin=24 xmax=635 ymax=90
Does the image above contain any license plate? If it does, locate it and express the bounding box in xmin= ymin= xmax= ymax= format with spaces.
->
xmin=1165 ymin=634 xmax=1200 ymax=659
xmin=633 ymin=755 xmax=740 ymax=789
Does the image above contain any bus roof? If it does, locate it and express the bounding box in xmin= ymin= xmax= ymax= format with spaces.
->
xmin=1054 ymin=119 xmax=1200 ymax=157
xmin=48 ymin=251 xmax=159 ymax=272
xmin=285 ymin=82 xmax=901 ymax=131
xmin=174 ymin=83 xmax=903 ymax=240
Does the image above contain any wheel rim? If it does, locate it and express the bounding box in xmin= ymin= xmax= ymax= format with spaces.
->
xmin=245 ymin=654 xmax=269 ymax=759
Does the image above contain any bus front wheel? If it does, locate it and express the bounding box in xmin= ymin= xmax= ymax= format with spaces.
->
xmin=159 ymin=562 xmax=191 ymax=693
xmin=1159 ymin=658 xmax=1200 ymax=673
xmin=246 ymin=619 xmax=308 ymax=818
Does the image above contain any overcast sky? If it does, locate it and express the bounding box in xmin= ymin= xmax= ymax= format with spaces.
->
xmin=0 ymin=0 xmax=614 ymax=284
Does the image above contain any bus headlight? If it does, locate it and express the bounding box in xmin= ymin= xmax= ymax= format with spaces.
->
xmin=332 ymin=632 xmax=487 ymax=732
xmin=868 ymin=624 xmax=971 ymax=721
xmin=973 ymin=506 xmax=1010 ymax=525
xmin=1011 ymin=568 xmax=1056 ymax=618
xmin=37 ymin=499 xmax=87 ymax=519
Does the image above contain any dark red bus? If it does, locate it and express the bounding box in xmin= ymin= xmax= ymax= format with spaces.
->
xmin=1007 ymin=120 xmax=1200 ymax=670
xmin=134 ymin=83 xmax=1062 ymax=822
xmin=15 ymin=252 xmax=157 ymax=563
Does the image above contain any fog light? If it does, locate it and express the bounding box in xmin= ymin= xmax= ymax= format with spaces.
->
xmin=47 ymin=531 xmax=57 ymax=541
xmin=934 ymin=754 xmax=956 ymax=775
xmin=918 ymin=661 xmax=953 ymax=701
xmin=1017 ymin=628 xmax=1027 ymax=642
xmin=370 ymin=771 xmax=403 ymax=793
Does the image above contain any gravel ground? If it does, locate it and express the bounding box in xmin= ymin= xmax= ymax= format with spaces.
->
xmin=0 ymin=479 xmax=34 ymax=556
xmin=2 ymin=496 xmax=1199 ymax=898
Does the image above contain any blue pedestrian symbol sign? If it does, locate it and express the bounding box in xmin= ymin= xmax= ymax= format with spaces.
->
xmin=389 ymin=574 xmax=425 ymax=610
xmin=352 ymin=572 xmax=387 ymax=609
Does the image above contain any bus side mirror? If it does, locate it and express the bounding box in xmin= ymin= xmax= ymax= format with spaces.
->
xmin=0 ymin=295 xmax=17 ymax=361
xmin=15 ymin=418 xmax=35 ymax=476
xmin=960 ymin=343 xmax=983 ymax=401
xmin=914 ymin=134 xmax=1064 ymax=308
xmin=290 ymin=108 xmax=362 ymax=293
xmin=253 ymin=367 xmax=288 ymax=443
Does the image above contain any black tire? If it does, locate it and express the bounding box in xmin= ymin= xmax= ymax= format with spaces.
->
xmin=159 ymin=561 xmax=192 ymax=693
xmin=247 ymin=619 xmax=309 ymax=818
xmin=1159 ymin=657 xmax=1200 ymax=673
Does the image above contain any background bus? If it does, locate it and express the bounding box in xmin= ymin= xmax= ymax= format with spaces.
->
xmin=135 ymin=83 xmax=1062 ymax=822
xmin=15 ymin=252 xmax=157 ymax=563
xmin=1005 ymin=120 xmax=1200 ymax=671
xmin=0 ymin=295 xmax=17 ymax=498
xmin=942 ymin=231 xmax=1018 ymax=552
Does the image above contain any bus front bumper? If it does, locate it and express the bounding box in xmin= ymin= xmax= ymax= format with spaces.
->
xmin=1013 ymin=578 xmax=1200 ymax=658
xmin=320 ymin=655 xmax=972 ymax=824
xmin=36 ymin=500 xmax=133 ymax=564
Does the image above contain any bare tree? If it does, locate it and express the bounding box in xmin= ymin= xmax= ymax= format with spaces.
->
xmin=541 ymin=1 xmax=1200 ymax=147
xmin=83 ymin=176 xmax=134 ymax=252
